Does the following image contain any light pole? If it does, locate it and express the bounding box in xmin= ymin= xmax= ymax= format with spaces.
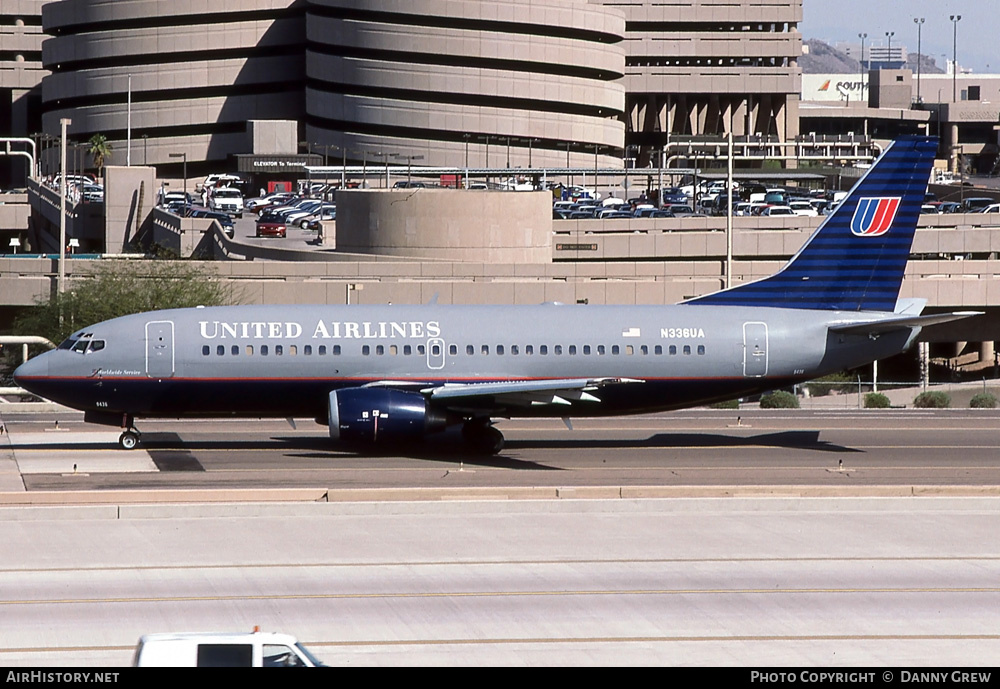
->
xmin=885 ymin=32 xmax=894 ymax=69
xmin=168 ymin=152 xmax=187 ymax=209
xmin=391 ymin=154 xmax=424 ymax=186
xmin=913 ymin=18 xmax=925 ymax=103
xmin=59 ymin=117 xmax=71 ymax=297
xmin=858 ymin=32 xmax=867 ymax=89
xmin=950 ymin=15 xmax=962 ymax=102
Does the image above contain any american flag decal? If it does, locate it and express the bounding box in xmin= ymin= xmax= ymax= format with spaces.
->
xmin=851 ymin=197 xmax=901 ymax=237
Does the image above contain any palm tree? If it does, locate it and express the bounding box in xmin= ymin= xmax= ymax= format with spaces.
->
xmin=87 ymin=134 xmax=112 ymax=180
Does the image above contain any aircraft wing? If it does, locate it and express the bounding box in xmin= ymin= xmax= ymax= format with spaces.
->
xmin=421 ymin=377 xmax=644 ymax=408
xmin=828 ymin=311 xmax=982 ymax=336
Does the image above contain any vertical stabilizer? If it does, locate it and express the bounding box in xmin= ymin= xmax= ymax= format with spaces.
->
xmin=686 ymin=136 xmax=937 ymax=311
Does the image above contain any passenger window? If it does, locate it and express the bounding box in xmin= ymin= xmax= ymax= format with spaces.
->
xmin=540 ymin=345 xmax=548 ymax=355
xmin=669 ymin=345 xmax=677 ymax=355
xmin=449 ymin=344 xmax=457 ymax=356
xmin=597 ymin=345 xmax=606 ymax=355
xmin=217 ymin=345 xmax=225 ymax=356
xmin=467 ymin=345 xmax=474 ymax=355
xmin=569 ymin=345 xmax=577 ymax=355
xmin=318 ymin=345 xmax=327 ymax=355
xmin=497 ymin=345 xmax=504 ymax=355
xmin=333 ymin=345 xmax=341 ymax=355
xmin=289 ymin=345 xmax=297 ymax=356
xmin=197 ymin=644 xmax=252 ymax=668
xmin=231 ymin=345 xmax=239 ymax=356
xmin=481 ymin=345 xmax=489 ymax=355
xmin=683 ymin=345 xmax=691 ymax=355
xmin=583 ymin=345 xmax=591 ymax=355
xmin=376 ymin=345 xmax=384 ymax=355
xmin=625 ymin=345 xmax=633 ymax=355
xmin=525 ymin=345 xmax=533 ymax=355
xmin=430 ymin=343 xmax=440 ymax=356
xmin=417 ymin=344 xmax=425 ymax=355
xmin=362 ymin=345 xmax=370 ymax=356
xmin=304 ymin=345 xmax=312 ymax=355
xmin=275 ymin=345 xmax=283 ymax=356
xmin=654 ymin=345 xmax=662 ymax=355
xmin=390 ymin=345 xmax=398 ymax=355
xmin=246 ymin=345 xmax=254 ymax=356
xmin=404 ymin=345 xmax=412 ymax=356
xmin=202 ymin=345 xmax=210 ymax=356
xmin=261 ymin=345 xmax=269 ymax=356
xmin=554 ymin=345 xmax=562 ymax=355
xmin=698 ymin=345 xmax=706 ymax=355
xmin=612 ymin=345 xmax=621 ymax=355
xmin=511 ymin=345 xmax=519 ymax=355
xmin=641 ymin=345 xmax=648 ymax=355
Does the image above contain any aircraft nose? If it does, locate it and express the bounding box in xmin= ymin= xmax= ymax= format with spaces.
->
xmin=13 ymin=353 xmax=49 ymax=389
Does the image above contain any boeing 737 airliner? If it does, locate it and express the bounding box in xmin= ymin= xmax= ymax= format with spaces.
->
xmin=13 ymin=136 xmax=975 ymax=453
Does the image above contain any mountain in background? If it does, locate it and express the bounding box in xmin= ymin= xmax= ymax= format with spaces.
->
xmin=800 ymin=38 xmax=945 ymax=74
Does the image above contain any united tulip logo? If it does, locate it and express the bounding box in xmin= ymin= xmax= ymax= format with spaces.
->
xmin=851 ymin=197 xmax=901 ymax=236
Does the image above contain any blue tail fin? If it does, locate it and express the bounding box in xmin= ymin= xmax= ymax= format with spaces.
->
xmin=686 ymin=136 xmax=937 ymax=311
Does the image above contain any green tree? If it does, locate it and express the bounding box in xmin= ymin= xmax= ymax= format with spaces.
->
xmin=87 ymin=133 xmax=112 ymax=179
xmin=10 ymin=260 xmax=240 ymax=345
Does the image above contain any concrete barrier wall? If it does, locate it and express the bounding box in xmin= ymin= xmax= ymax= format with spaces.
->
xmin=337 ymin=189 xmax=553 ymax=263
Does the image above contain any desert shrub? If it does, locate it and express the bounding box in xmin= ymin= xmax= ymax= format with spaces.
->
xmin=709 ymin=399 xmax=740 ymax=409
xmin=970 ymin=392 xmax=998 ymax=409
xmin=864 ymin=392 xmax=891 ymax=408
xmin=804 ymin=372 xmax=855 ymax=397
xmin=913 ymin=391 xmax=951 ymax=409
xmin=759 ymin=391 xmax=800 ymax=409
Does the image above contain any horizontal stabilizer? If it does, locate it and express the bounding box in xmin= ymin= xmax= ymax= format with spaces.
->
xmin=829 ymin=311 xmax=982 ymax=336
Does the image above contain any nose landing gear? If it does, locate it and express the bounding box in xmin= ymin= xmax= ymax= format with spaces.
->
xmin=118 ymin=414 xmax=141 ymax=450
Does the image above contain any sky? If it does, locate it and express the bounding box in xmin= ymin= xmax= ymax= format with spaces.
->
xmin=801 ymin=0 xmax=996 ymax=73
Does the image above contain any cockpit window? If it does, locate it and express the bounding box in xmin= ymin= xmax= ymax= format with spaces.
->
xmin=65 ymin=339 xmax=105 ymax=354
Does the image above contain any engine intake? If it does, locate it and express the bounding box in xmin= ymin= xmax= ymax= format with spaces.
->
xmin=328 ymin=387 xmax=449 ymax=443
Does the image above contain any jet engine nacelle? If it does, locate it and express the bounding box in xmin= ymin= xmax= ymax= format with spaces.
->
xmin=328 ymin=387 xmax=449 ymax=443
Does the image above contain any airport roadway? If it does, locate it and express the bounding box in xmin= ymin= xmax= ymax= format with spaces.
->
xmin=1 ymin=409 xmax=999 ymax=667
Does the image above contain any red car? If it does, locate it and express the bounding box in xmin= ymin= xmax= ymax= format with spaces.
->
xmin=255 ymin=212 xmax=287 ymax=238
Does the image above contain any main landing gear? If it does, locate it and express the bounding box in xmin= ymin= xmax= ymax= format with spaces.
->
xmin=462 ymin=419 xmax=504 ymax=455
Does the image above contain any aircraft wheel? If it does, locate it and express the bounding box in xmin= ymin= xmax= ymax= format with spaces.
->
xmin=119 ymin=430 xmax=140 ymax=450
xmin=462 ymin=422 xmax=504 ymax=455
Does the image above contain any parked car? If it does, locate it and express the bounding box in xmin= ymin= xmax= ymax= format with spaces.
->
xmin=961 ymin=198 xmax=996 ymax=213
xmin=788 ymin=201 xmax=819 ymax=217
xmin=189 ymin=209 xmax=235 ymax=237
xmin=761 ymin=205 xmax=795 ymax=217
xmin=299 ymin=205 xmax=336 ymax=228
xmin=980 ymin=203 xmax=1000 ymax=214
xmin=246 ymin=192 xmax=295 ymax=212
xmin=255 ymin=212 xmax=287 ymax=238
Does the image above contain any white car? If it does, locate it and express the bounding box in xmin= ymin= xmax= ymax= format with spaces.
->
xmin=980 ymin=203 xmax=1000 ymax=214
xmin=788 ymin=201 xmax=819 ymax=217
xmin=209 ymin=187 xmax=245 ymax=217
xmin=762 ymin=205 xmax=795 ymax=217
